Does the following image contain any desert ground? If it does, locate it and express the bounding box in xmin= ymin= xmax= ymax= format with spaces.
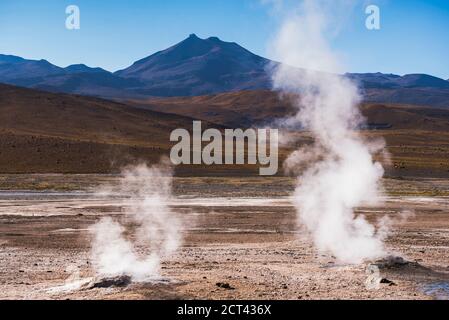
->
xmin=0 ymin=175 xmax=448 ymax=300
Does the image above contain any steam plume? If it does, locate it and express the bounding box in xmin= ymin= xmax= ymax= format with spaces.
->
xmin=269 ymin=0 xmax=388 ymax=263
xmin=90 ymin=160 xmax=182 ymax=281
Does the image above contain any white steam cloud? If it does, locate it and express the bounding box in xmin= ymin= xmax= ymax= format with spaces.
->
xmin=269 ymin=0 xmax=388 ymax=264
xmin=90 ymin=160 xmax=182 ymax=281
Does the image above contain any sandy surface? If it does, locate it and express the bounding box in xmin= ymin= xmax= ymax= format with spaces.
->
xmin=0 ymin=176 xmax=449 ymax=300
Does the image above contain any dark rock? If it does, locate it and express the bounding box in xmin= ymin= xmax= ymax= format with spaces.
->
xmin=216 ymin=282 xmax=235 ymax=290
xmin=380 ymin=278 xmax=396 ymax=286
xmin=84 ymin=275 xmax=132 ymax=289
xmin=374 ymin=256 xmax=410 ymax=269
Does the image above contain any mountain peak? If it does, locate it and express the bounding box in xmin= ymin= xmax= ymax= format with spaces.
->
xmin=183 ymin=34 xmax=227 ymax=45
xmin=0 ymin=54 xmax=26 ymax=64
xmin=207 ymin=36 xmax=221 ymax=42
xmin=65 ymin=64 xmax=108 ymax=74
xmin=114 ymin=34 xmax=272 ymax=96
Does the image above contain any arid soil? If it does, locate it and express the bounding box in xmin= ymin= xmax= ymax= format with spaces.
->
xmin=0 ymin=176 xmax=448 ymax=300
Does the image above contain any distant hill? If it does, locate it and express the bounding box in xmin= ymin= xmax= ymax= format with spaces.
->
xmin=1 ymin=36 xmax=449 ymax=108
xmin=348 ymin=73 xmax=449 ymax=108
xmin=0 ymin=83 xmax=197 ymax=173
xmin=347 ymin=72 xmax=449 ymax=89
xmin=130 ymin=90 xmax=292 ymax=128
xmin=0 ymin=54 xmax=140 ymax=99
xmin=64 ymin=64 xmax=109 ymax=74
xmin=132 ymin=90 xmax=449 ymax=131
xmin=0 ymin=55 xmax=62 ymax=79
xmin=0 ymin=84 xmax=262 ymax=175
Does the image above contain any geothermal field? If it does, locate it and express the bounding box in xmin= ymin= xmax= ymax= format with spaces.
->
xmin=1 ymin=0 xmax=448 ymax=304
xmin=1 ymin=174 xmax=449 ymax=300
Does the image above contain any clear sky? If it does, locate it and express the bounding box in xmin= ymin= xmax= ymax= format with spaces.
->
xmin=0 ymin=0 xmax=448 ymax=79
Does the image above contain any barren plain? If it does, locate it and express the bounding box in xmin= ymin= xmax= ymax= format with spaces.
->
xmin=1 ymin=175 xmax=448 ymax=300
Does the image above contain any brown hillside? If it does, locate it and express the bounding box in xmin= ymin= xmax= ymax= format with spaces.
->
xmin=0 ymin=84 xmax=231 ymax=174
xmin=1 ymin=85 xmax=448 ymax=177
xmin=131 ymin=90 xmax=449 ymax=177
xmin=129 ymin=90 xmax=294 ymax=128
xmin=131 ymin=90 xmax=449 ymax=131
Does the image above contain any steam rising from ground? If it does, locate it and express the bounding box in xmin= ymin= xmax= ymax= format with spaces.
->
xmin=90 ymin=161 xmax=182 ymax=281
xmin=269 ymin=0 xmax=388 ymax=263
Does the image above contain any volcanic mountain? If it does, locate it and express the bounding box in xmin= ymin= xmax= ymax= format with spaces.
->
xmin=114 ymin=34 xmax=273 ymax=96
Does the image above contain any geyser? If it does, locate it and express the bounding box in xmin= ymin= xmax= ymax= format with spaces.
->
xmin=269 ymin=0 xmax=388 ymax=264
xmin=89 ymin=160 xmax=182 ymax=281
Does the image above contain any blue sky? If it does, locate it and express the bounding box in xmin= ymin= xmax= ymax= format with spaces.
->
xmin=0 ymin=0 xmax=448 ymax=78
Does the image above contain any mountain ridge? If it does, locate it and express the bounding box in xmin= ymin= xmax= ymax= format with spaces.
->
xmin=0 ymin=35 xmax=448 ymax=108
